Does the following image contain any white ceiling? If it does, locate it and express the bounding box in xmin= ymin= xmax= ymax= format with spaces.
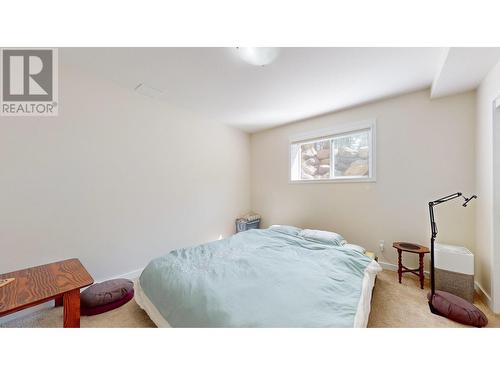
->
xmin=431 ymin=47 xmax=500 ymax=98
xmin=62 ymin=48 xmax=500 ymax=133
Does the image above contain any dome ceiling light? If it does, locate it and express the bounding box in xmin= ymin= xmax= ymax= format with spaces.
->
xmin=235 ymin=47 xmax=280 ymax=66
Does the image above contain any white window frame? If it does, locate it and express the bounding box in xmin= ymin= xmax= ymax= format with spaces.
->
xmin=289 ymin=119 xmax=377 ymax=184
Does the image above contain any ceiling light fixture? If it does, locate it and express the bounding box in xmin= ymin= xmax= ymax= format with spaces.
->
xmin=235 ymin=47 xmax=280 ymax=66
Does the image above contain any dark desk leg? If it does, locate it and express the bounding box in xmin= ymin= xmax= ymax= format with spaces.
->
xmin=397 ymin=249 xmax=402 ymax=284
xmin=419 ymin=254 xmax=425 ymax=289
xmin=54 ymin=296 xmax=63 ymax=307
xmin=63 ymin=289 xmax=80 ymax=328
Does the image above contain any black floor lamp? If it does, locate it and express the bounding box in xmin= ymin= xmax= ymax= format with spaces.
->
xmin=427 ymin=192 xmax=487 ymax=327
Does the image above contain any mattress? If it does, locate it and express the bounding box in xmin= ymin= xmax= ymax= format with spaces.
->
xmin=136 ymin=228 xmax=382 ymax=327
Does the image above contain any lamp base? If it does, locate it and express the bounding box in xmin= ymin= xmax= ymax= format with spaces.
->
xmin=428 ymin=290 xmax=487 ymax=327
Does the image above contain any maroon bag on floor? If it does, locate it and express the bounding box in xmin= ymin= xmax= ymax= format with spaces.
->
xmin=428 ymin=290 xmax=488 ymax=328
xmin=81 ymin=278 xmax=134 ymax=316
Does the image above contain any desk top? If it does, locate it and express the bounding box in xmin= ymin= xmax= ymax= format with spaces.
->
xmin=0 ymin=258 xmax=93 ymax=317
xmin=393 ymin=242 xmax=429 ymax=254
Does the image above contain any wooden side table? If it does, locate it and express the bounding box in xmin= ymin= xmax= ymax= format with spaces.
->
xmin=393 ymin=242 xmax=429 ymax=289
xmin=0 ymin=259 xmax=93 ymax=327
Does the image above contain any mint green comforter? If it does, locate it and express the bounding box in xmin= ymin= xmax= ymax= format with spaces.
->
xmin=139 ymin=228 xmax=374 ymax=327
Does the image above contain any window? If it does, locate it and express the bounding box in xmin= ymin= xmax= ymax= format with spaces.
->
xmin=290 ymin=121 xmax=375 ymax=182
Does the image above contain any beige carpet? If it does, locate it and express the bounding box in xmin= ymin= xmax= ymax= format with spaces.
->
xmin=2 ymin=270 xmax=499 ymax=328
xmin=368 ymin=270 xmax=500 ymax=327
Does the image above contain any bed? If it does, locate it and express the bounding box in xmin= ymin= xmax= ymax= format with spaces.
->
xmin=135 ymin=226 xmax=381 ymax=327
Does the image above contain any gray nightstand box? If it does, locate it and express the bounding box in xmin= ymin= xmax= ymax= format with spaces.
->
xmin=235 ymin=218 xmax=260 ymax=233
xmin=235 ymin=213 xmax=261 ymax=233
xmin=435 ymin=243 xmax=475 ymax=303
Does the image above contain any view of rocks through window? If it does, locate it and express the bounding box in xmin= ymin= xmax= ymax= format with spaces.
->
xmin=300 ymin=132 xmax=370 ymax=180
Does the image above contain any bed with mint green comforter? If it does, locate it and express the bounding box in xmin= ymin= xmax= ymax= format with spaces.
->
xmin=138 ymin=228 xmax=379 ymax=327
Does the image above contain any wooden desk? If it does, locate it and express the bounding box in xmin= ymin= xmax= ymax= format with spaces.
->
xmin=0 ymin=259 xmax=93 ymax=328
xmin=393 ymin=242 xmax=429 ymax=289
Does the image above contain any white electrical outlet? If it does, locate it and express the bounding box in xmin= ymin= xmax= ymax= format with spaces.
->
xmin=379 ymin=240 xmax=385 ymax=252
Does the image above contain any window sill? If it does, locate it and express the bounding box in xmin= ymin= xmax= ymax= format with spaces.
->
xmin=289 ymin=177 xmax=376 ymax=184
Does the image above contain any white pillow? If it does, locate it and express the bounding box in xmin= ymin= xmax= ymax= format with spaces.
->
xmin=342 ymin=243 xmax=366 ymax=254
xmin=300 ymin=229 xmax=346 ymax=247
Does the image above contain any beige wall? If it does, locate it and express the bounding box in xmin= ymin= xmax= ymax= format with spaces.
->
xmin=476 ymin=60 xmax=500 ymax=307
xmin=251 ymin=90 xmax=476 ymax=269
xmin=0 ymin=62 xmax=251 ymax=281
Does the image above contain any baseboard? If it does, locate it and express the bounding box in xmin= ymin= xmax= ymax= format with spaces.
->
xmin=378 ymin=261 xmax=398 ymax=272
xmin=378 ymin=261 xmax=430 ymax=277
xmin=94 ymin=268 xmax=143 ymax=284
xmin=474 ymin=282 xmax=492 ymax=310
xmin=0 ymin=267 xmax=144 ymax=326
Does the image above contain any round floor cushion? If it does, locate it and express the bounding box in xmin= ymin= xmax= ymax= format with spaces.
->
xmin=428 ymin=290 xmax=488 ymax=327
xmin=81 ymin=278 xmax=134 ymax=316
